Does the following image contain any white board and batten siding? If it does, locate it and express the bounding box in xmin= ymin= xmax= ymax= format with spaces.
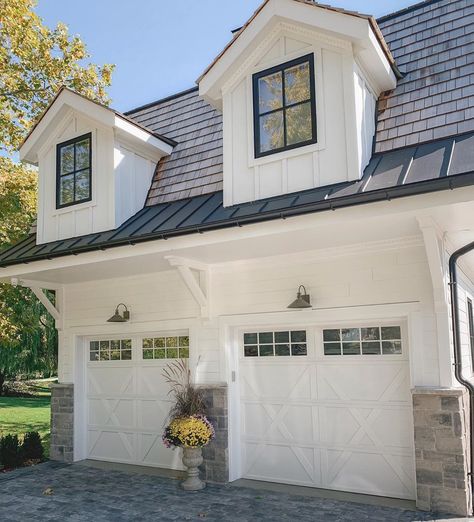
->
xmin=222 ymin=25 xmax=377 ymax=207
xmin=36 ymin=112 xmax=156 ymax=245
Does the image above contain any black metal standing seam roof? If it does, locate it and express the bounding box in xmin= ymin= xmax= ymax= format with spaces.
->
xmin=1 ymin=132 xmax=474 ymax=269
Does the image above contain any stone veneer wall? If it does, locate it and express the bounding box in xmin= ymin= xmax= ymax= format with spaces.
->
xmin=200 ymin=384 xmax=228 ymax=483
xmin=413 ymin=387 xmax=471 ymax=516
xmin=50 ymin=383 xmax=74 ymax=463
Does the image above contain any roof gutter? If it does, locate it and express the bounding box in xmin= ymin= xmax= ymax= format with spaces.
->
xmin=1 ymin=171 xmax=474 ymax=270
xmin=449 ymin=241 xmax=474 ymax=514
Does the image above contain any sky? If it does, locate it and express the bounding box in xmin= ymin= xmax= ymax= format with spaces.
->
xmin=35 ymin=0 xmax=415 ymax=113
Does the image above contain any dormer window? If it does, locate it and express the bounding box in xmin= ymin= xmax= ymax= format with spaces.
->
xmin=56 ymin=133 xmax=92 ymax=208
xmin=253 ymin=54 xmax=317 ymax=158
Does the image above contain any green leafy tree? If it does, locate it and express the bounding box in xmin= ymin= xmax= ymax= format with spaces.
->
xmin=0 ymin=0 xmax=114 ymax=392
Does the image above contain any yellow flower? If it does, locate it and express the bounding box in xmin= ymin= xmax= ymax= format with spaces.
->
xmin=168 ymin=416 xmax=214 ymax=447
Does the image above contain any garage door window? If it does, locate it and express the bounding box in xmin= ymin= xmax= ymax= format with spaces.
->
xmin=142 ymin=336 xmax=189 ymax=360
xmin=323 ymin=326 xmax=402 ymax=356
xmin=243 ymin=330 xmax=307 ymax=357
xmin=89 ymin=339 xmax=132 ymax=361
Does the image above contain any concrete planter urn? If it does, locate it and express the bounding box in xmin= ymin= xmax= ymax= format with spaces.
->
xmin=181 ymin=446 xmax=205 ymax=491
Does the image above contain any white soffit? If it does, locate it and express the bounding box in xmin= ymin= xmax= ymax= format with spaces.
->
xmin=20 ymin=88 xmax=173 ymax=164
xmin=198 ymin=0 xmax=396 ymax=107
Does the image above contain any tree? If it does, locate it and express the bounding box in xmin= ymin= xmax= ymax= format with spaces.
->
xmin=0 ymin=0 xmax=114 ymax=392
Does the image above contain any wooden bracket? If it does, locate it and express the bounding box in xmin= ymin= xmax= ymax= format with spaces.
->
xmin=12 ymin=278 xmax=64 ymax=330
xmin=165 ymin=256 xmax=210 ymax=318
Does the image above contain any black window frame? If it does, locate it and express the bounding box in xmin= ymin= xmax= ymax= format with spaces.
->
xmin=252 ymin=53 xmax=317 ymax=159
xmin=468 ymin=298 xmax=474 ymax=365
xmin=56 ymin=132 xmax=92 ymax=209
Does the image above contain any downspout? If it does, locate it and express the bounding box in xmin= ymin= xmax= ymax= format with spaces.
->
xmin=448 ymin=240 xmax=474 ymax=511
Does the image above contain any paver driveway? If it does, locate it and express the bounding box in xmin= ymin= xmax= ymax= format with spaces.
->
xmin=0 ymin=462 xmax=470 ymax=521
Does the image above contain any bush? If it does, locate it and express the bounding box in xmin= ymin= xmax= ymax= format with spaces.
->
xmin=21 ymin=431 xmax=44 ymax=461
xmin=2 ymin=381 xmax=36 ymax=398
xmin=0 ymin=434 xmax=22 ymax=468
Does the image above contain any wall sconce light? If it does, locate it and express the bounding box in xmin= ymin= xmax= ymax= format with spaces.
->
xmin=287 ymin=285 xmax=312 ymax=309
xmin=107 ymin=303 xmax=130 ymax=323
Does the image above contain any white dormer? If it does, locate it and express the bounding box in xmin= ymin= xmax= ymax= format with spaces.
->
xmin=20 ymin=88 xmax=174 ymax=244
xmin=198 ymin=0 xmax=398 ymax=206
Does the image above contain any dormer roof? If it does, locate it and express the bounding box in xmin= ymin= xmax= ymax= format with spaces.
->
xmin=20 ymin=87 xmax=176 ymax=165
xmin=198 ymin=0 xmax=399 ymax=108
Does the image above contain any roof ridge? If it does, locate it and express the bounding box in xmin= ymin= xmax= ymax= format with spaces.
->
xmin=377 ymin=0 xmax=443 ymax=24
xmin=124 ymin=86 xmax=199 ymax=116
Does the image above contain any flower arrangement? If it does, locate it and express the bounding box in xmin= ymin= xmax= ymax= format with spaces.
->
xmin=162 ymin=359 xmax=215 ymax=449
xmin=163 ymin=414 xmax=215 ymax=448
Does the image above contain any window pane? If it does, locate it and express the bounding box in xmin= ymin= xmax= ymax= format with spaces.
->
xmin=155 ymin=348 xmax=166 ymax=359
xmin=259 ymin=345 xmax=274 ymax=357
xmin=166 ymin=337 xmax=178 ymax=347
xmin=244 ymin=345 xmax=258 ymax=357
xmin=361 ymin=327 xmax=380 ymax=341
xmin=323 ymin=329 xmax=340 ymax=342
xmin=362 ymin=342 xmax=381 ymax=355
xmin=143 ymin=338 xmax=153 ymax=349
xmin=291 ymin=344 xmax=307 ymax=356
xmin=259 ymin=111 xmax=284 ymax=152
xmin=90 ymin=341 xmax=99 ymax=351
xmin=167 ymin=348 xmax=178 ymax=358
xmin=121 ymin=339 xmax=132 ymax=350
xmin=75 ymin=169 xmax=90 ymax=201
xmin=111 ymin=340 xmax=120 ymax=350
xmin=381 ymin=326 xmax=401 ymax=340
xmin=143 ymin=349 xmax=154 ymax=360
xmin=75 ymin=138 xmax=90 ymax=170
xmin=275 ymin=344 xmax=290 ymax=356
xmin=382 ymin=341 xmax=402 ymax=354
xmin=259 ymin=332 xmax=273 ymax=344
xmin=179 ymin=347 xmax=189 ymax=359
xmin=324 ymin=342 xmax=341 ymax=355
xmin=179 ymin=336 xmax=189 ymax=347
xmin=100 ymin=341 xmax=109 ymax=350
xmin=342 ymin=328 xmax=360 ymax=342
xmin=155 ymin=338 xmax=166 ymax=348
xmin=110 ymin=349 xmax=120 ymax=360
xmin=60 ymin=144 xmax=74 ymax=174
xmin=121 ymin=350 xmax=132 ymax=360
xmin=258 ymin=72 xmax=283 ymax=113
xmin=291 ymin=331 xmax=306 ymax=342
xmin=244 ymin=333 xmax=257 ymax=345
xmin=90 ymin=351 xmax=99 ymax=361
xmin=285 ymin=62 xmax=310 ymax=105
xmin=343 ymin=342 xmax=360 ymax=355
xmin=275 ymin=331 xmax=289 ymax=343
xmin=286 ymin=102 xmax=312 ymax=146
xmin=59 ymin=174 xmax=74 ymax=205
xmin=99 ymin=350 xmax=110 ymax=361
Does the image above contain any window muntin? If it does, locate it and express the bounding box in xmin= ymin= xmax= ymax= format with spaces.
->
xmin=56 ymin=133 xmax=92 ymax=208
xmin=90 ymin=339 xmax=132 ymax=361
xmin=253 ymin=54 xmax=316 ymax=158
xmin=142 ymin=336 xmax=189 ymax=360
xmin=468 ymin=299 xmax=474 ymax=366
xmin=323 ymin=326 xmax=402 ymax=356
xmin=243 ymin=330 xmax=307 ymax=357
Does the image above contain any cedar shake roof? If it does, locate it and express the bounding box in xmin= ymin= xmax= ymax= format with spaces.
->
xmin=124 ymin=0 xmax=473 ymax=205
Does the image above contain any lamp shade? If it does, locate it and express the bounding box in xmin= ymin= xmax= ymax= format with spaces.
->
xmin=287 ymin=285 xmax=312 ymax=309
xmin=107 ymin=303 xmax=130 ymax=322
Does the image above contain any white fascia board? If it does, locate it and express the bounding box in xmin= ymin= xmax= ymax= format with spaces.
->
xmin=1 ymin=186 xmax=474 ymax=282
xmin=114 ymin=116 xmax=173 ymax=160
xmin=199 ymin=0 xmax=396 ymax=105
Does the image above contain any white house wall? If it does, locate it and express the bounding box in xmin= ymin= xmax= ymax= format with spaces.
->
xmin=37 ymin=112 xmax=115 ymax=244
xmin=454 ymin=267 xmax=474 ymax=378
xmin=114 ymin=143 xmax=156 ymax=227
xmin=57 ymin=241 xmax=441 ymax=389
xmin=222 ymin=27 xmax=376 ymax=206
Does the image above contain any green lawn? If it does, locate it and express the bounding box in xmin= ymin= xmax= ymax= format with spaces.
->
xmin=0 ymin=395 xmax=51 ymax=457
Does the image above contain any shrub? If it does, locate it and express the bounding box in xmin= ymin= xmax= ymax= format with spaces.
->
xmin=21 ymin=431 xmax=44 ymax=461
xmin=0 ymin=434 xmax=22 ymax=468
xmin=2 ymin=380 xmax=36 ymax=398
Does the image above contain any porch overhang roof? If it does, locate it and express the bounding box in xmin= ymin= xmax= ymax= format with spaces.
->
xmin=1 ymin=132 xmax=474 ymax=271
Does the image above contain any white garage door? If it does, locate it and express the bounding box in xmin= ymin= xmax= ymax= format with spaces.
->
xmin=86 ymin=333 xmax=189 ymax=469
xmin=239 ymin=324 xmax=415 ymax=500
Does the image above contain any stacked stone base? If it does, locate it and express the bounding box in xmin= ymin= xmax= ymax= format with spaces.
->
xmin=413 ymin=387 xmax=471 ymax=516
xmin=50 ymin=383 xmax=74 ymax=463
xmin=200 ymin=384 xmax=228 ymax=483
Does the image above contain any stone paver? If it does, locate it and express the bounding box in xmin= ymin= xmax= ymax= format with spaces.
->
xmin=0 ymin=462 xmax=470 ymax=521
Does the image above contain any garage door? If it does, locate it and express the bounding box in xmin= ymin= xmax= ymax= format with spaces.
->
xmin=239 ymin=324 xmax=415 ymax=499
xmin=86 ymin=333 xmax=189 ymax=468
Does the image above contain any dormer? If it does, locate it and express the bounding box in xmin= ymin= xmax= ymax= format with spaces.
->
xmin=20 ymin=88 xmax=175 ymax=244
xmin=198 ymin=0 xmax=398 ymax=206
